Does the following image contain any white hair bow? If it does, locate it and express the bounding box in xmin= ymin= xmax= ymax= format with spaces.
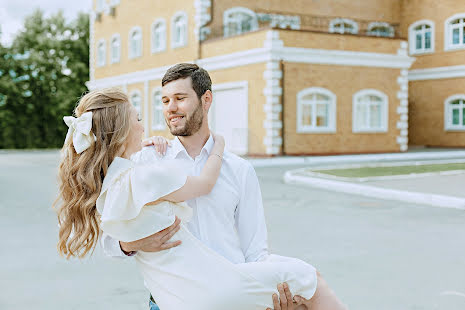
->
xmin=63 ymin=112 xmax=96 ymax=154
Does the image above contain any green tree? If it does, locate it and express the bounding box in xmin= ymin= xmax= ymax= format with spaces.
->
xmin=0 ymin=9 xmax=89 ymax=148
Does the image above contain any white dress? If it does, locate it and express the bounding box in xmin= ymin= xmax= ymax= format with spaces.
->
xmin=96 ymin=157 xmax=317 ymax=310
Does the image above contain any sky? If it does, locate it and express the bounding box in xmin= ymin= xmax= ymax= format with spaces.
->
xmin=0 ymin=0 xmax=93 ymax=46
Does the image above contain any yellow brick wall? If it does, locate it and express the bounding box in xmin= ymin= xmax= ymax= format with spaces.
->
xmin=409 ymin=77 xmax=465 ymax=146
xmin=278 ymin=29 xmax=403 ymax=54
xmin=400 ymin=0 xmax=465 ymax=69
xmin=93 ymin=0 xmax=198 ymax=80
xmin=200 ymin=30 xmax=267 ymax=58
xmin=209 ymin=0 xmax=401 ymax=32
xmin=283 ymin=63 xmax=402 ymax=155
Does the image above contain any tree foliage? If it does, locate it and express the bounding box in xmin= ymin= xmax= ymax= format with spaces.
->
xmin=0 ymin=9 xmax=89 ymax=148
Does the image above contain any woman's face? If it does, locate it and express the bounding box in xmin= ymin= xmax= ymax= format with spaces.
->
xmin=124 ymin=103 xmax=144 ymax=158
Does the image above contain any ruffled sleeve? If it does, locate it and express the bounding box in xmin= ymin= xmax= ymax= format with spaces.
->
xmin=96 ymin=158 xmax=189 ymax=242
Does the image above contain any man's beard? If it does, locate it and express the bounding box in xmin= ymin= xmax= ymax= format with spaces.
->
xmin=166 ymin=101 xmax=204 ymax=136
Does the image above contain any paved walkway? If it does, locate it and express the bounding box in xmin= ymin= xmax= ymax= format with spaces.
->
xmin=1 ymin=151 xmax=465 ymax=310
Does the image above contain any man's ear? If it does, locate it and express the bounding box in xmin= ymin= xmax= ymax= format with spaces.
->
xmin=202 ymin=90 xmax=213 ymax=111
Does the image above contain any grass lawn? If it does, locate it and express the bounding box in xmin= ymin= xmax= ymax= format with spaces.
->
xmin=312 ymin=163 xmax=465 ymax=178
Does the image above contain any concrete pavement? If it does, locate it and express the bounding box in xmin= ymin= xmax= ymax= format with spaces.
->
xmin=1 ymin=151 xmax=464 ymax=310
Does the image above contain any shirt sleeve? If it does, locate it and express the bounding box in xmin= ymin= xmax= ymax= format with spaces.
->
xmin=234 ymin=162 xmax=269 ymax=263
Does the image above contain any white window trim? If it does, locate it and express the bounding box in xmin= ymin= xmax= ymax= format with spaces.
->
xmin=444 ymin=13 xmax=465 ymax=51
xmin=223 ymin=7 xmax=259 ymax=37
xmin=151 ymin=18 xmax=167 ymax=53
xmin=296 ymin=87 xmax=337 ymax=133
xmin=96 ymin=0 xmax=106 ymax=13
xmin=329 ymin=18 xmax=358 ymax=34
xmin=129 ymin=90 xmax=142 ymax=114
xmin=151 ymin=87 xmax=165 ymax=130
xmin=110 ymin=33 xmax=121 ymax=64
xmin=97 ymin=39 xmax=106 ymax=67
xmin=444 ymin=94 xmax=465 ymax=131
xmin=352 ymin=89 xmax=389 ymax=133
xmin=128 ymin=26 xmax=143 ymax=59
xmin=408 ymin=20 xmax=435 ymax=55
xmin=171 ymin=11 xmax=188 ymax=49
xmin=367 ymin=22 xmax=394 ymax=37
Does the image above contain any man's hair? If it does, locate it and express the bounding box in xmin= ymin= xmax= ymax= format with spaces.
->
xmin=162 ymin=63 xmax=212 ymax=99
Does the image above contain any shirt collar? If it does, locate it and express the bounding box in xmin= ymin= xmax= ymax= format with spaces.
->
xmin=171 ymin=134 xmax=214 ymax=159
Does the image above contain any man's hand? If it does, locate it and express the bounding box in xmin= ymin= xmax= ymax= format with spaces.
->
xmin=142 ymin=136 xmax=171 ymax=155
xmin=120 ymin=216 xmax=182 ymax=253
xmin=266 ymin=282 xmax=307 ymax=310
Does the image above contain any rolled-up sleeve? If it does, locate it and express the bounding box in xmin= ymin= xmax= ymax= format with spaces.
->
xmin=235 ymin=162 xmax=269 ymax=263
xmin=100 ymin=233 xmax=127 ymax=258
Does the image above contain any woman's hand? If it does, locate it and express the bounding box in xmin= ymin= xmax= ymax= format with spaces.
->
xmin=142 ymin=136 xmax=171 ymax=156
xmin=211 ymin=133 xmax=225 ymax=155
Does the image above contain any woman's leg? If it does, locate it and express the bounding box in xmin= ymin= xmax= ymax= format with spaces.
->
xmin=297 ymin=272 xmax=348 ymax=310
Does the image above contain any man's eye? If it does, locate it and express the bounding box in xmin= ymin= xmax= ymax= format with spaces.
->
xmin=177 ymin=97 xmax=185 ymax=101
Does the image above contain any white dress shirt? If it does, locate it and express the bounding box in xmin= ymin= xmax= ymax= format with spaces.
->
xmin=101 ymin=135 xmax=269 ymax=263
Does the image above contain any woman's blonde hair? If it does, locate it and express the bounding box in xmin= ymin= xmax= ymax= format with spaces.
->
xmin=55 ymin=88 xmax=132 ymax=258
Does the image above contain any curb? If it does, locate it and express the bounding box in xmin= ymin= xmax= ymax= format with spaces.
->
xmin=283 ymin=170 xmax=465 ymax=210
xmin=249 ymin=150 xmax=465 ymax=168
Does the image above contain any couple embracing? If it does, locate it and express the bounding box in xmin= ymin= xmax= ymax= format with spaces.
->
xmin=55 ymin=63 xmax=347 ymax=310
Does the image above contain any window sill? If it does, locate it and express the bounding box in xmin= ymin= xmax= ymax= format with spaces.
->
xmin=297 ymin=128 xmax=336 ymax=134
xmin=409 ymin=49 xmax=434 ymax=56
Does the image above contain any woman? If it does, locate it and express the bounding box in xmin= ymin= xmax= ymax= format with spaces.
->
xmin=55 ymin=88 xmax=346 ymax=310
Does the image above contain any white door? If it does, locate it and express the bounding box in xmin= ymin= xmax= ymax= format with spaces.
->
xmin=210 ymin=82 xmax=248 ymax=155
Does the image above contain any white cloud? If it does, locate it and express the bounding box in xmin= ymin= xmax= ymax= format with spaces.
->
xmin=0 ymin=0 xmax=92 ymax=46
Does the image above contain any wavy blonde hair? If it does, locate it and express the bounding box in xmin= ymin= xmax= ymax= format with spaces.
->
xmin=55 ymin=88 xmax=132 ymax=258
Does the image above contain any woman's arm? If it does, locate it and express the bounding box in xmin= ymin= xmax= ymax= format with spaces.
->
xmin=160 ymin=134 xmax=225 ymax=203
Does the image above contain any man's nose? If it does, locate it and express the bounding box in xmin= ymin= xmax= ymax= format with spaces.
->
xmin=166 ymin=100 xmax=177 ymax=112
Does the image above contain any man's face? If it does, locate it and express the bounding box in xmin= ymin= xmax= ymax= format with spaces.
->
xmin=162 ymin=77 xmax=204 ymax=136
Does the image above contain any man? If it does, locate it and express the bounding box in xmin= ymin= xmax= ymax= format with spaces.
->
xmin=102 ymin=63 xmax=331 ymax=310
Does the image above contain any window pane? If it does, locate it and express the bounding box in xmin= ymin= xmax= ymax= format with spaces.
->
xmin=453 ymin=28 xmax=460 ymax=44
xmin=452 ymin=108 xmax=460 ymax=125
xmin=316 ymin=103 xmax=328 ymax=127
xmin=369 ymin=104 xmax=382 ymax=128
xmin=425 ymin=31 xmax=431 ymax=49
xmin=462 ymin=108 xmax=465 ymax=126
xmin=416 ymin=33 xmax=422 ymax=49
xmin=302 ymin=104 xmax=312 ymax=126
xmin=355 ymin=104 xmax=367 ymax=129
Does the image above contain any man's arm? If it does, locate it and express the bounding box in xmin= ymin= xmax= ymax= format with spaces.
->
xmin=100 ymin=216 xmax=182 ymax=257
xmin=235 ymin=162 xmax=269 ymax=263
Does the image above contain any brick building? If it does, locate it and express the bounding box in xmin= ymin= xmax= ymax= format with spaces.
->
xmin=86 ymin=0 xmax=465 ymax=156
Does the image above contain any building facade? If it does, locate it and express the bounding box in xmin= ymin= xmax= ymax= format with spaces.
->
xmin=86 ymin=0 xmax=465 ymax=156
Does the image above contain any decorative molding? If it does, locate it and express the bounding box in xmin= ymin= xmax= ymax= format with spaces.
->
xmin=408 ymin=19 xmax=435 ymax=55
xmin=352 ymin=89 xmax=388 ymax=133
xmin=194 ymin=0 xmax=211 ymax=41
xmin=409 ymin=65 xmax=465 ymax=81
xmin=262 ymin=31 xmax=283 ymax=155
xmin=171 ymin=11 xmax=188 ymax=49
xmin=444 ymin=13 xmax=465 ymax=52
xmin=329 ymin=18 xmax=358 ymax=34
xmin=396 ymin=65 xmax=409 ymax=151
xmin=257 ymin=13 xmax=300 ymax=30
xmin=89 ymin=11 xmax=95 ymax=81
xmin=144 ymin=81 xmax=149 ymax=138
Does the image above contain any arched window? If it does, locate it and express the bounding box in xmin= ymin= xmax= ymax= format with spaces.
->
xmin=353 ymin=89 xmax=388 ymax=133
xmin=171 ymin=12 xmax=188 ymax=48
xmin=130 ymin=90 xmax=142 ymax=114
xmin=97 ymin=39 xmax=106 ymax=67
xmin=444 ymin=95 xmax=465 ymax=130
xmin=367 ymin=22 xmax=394 ymax=37
xmin=445 ymin=14 xmax=465 ymax=51
xmin=129 ymin=26 xmax=142 ymax=59
xmin=223 ymin=7 xmax=258 ymax=37
xmin=297 ymin=87 xmax=336 ymax=133
xmin=329 ymin=18 xmax=358 ymax=34
xmin=409 ymin=20 xmax=434 ymax=55
xmin=151 ymin=19 xmax=166 ymax=53
xmin=152 ymin=88 xmax=165 ymax=130
xmin=110 ymin=34 xmax=120 ymax=63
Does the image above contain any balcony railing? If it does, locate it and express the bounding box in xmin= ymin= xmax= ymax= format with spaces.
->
xmin=200 ymin=11 xmax=401 ymax=42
